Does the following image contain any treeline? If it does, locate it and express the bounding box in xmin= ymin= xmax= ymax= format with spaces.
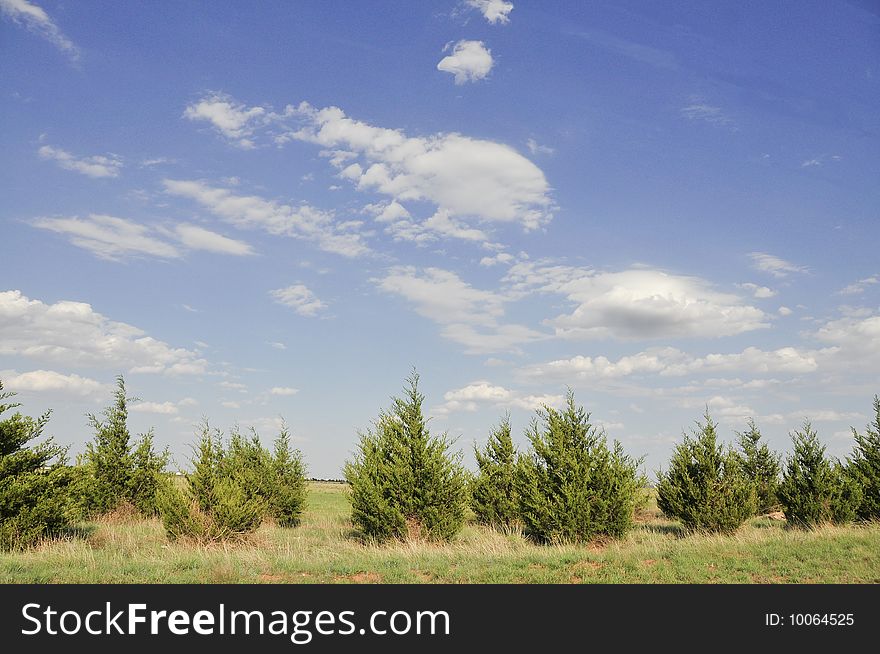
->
xmin=1 ymin=373 xmax=878 ymax=551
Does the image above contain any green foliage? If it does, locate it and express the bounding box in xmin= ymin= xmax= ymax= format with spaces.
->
xmin=344 ymin=372 xmax=468 ymax=542
xmin=470 ymin=416 xmax=519 ymax=530
xmin=778 ymin=421 xmax=862 ymax=529
xmin=268 ymin=425 xmax=308 ymax=527
xmin=157 ymin=420 xmax=306 ymax=542
xmin=847 ymin=395 xmax=880 ymax=521
xmin=0 ymin=382 xmax=75 ymax=551
xmin=735 ymin=419 xmax=781 ymax=515
xmin=656 ymin=412 xmax=756 ymax=534
xmin=80 ymin=376 xmax=168 ymax=516
xmin=516 ymin=392 xmax=644 ymax=544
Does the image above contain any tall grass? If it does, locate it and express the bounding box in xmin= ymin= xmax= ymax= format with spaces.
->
xmin=1 ymin=482 xmax=878 ymax=584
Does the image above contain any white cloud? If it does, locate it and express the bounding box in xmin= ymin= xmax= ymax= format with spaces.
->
xmin=801 ymin=159 xmax=821 ymax=168
xmin=516 ymin=265 xmax=769 ymax=340
xmin=377 ymin=266 xmax=545 ymax=353
xmin=681 ymin=101 xmax=733 ymax=127
xmin=526 ymin=138 xmax=554 ymax=155
xmin=0 ymin=369 xmax=107 ymax=397
xmin=173 ymin=223 xmax=255 ymax=256
xmin=269 ymin=386 xmax=298 ymax=396
xmin=437 ymin=40 xmax=494 ymax=85
xmin=183 ymin=93 xmax=267 ymax=148
xmin=778 ymin=306 xmax=793 ymax=316
xmin=0 ymin=0 xmax=79 ymax=61
xmin=838 ymin=275 xmax=879 ymax=296
xmin=33 ymin=214 xmax=181 ymax=261
xmin=38 ymin=145 xmax=122 ymax=178
xmin=270 ymin=284 xmax=327 ymax=317
xmin=0 ymin=290 xmax=208 ymax=375
xmin=219 ymin=381 xmax=247 ymax=392
xmin=737 ymin=282 xmax=776 ymax=298
xmin=520 ymin=345 xmax=822 ymax=382
xmin=163 ymin=179 xmax=369 ymax=257
xmin=130 ymin=401 xmax=179 ymax=415
xmin=480 ymin=252 xmax=514 ymax=267
xmin=268 ymin=341 xmax=287 ymax=350
xmin=813 ymin=312 xmax=880 ymax=363
xmin=279 ymin=100 xmax=553 ymax=231
xmin=435 ymin=380 xmax=562 ymax=415
xmin=466 ymin=0 xmax=513 ymax=24
xmin=749 ymin=252 xmax=808 ymax=278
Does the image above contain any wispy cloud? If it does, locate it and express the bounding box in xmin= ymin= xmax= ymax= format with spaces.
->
xmin=838 ymin=275 xmax=879 ymax=296
xmin=681 ymin=100 xmax=734 ymax=127
xmin=38 ymin=145 xmax=122 ymax=178
xmin=270 ymin=284 xmax=327 ymax=317
xmin=749 ymin=252 xmax=809 ymax=278
xmin=33 ymin=215 xmax=181 ymax=261
xmin=0 ymin=0 xmax=80 ymax=61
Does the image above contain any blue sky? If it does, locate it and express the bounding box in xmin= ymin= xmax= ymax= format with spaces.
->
xmin=2 ymin=0 xmax=879 ymax=479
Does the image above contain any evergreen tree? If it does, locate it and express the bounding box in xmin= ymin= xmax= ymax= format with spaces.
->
xmin=344 ymin=371 xmax=468 ymax=542
xmin=269 ymin=423 xmax=307 ymax=527
xmin=516 ymin=392 xmax=644 ymax=544
xmin=778 ymin=421 xmax=862 ymax=528
xmin=127 ymin=429 xmax=169 ymax=516
xmin=735 ymin=419 xmax=781 ymax=515
xmin=847 ymin=395 xmax=880 ymax=521
xmin=0 ymin=381 xmax=74 ymax=550
xmin=656 ymin=411 xmax=756 ymax=534
xmin=470 ymin=416 xmax=519 ymax=530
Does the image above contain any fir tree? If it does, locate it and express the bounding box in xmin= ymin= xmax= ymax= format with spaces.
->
xmin=778 ymin=421 xmax=862 ymax=528
xmin=80 ymin=375 xmax=168 ymax=515
xmin=735 ymin=419 xmax=781 ymax=515
xmin=470 ymin=416 xmax=519 ymax=530
xmin=516 ymin=391 xmax=644 ymax=544
xmin=847 ymin=395 xmax=880 ymax=521
xmin=0 ymin=381 xmax=74 ymax=550
xmin=269 ymin=423 xmax=307 ymax=528
xmin=344 ymin=371 xmax=468 ymax=542
xmin=656 ymin=411 xmax=756 ymax=534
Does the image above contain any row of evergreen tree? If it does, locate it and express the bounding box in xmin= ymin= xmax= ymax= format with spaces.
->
xmin=1 ymin=373 xmax=878 ymax=551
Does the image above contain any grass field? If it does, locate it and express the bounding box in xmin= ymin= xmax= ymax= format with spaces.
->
xmin=2 ymin=482 xmax=878 ymax=583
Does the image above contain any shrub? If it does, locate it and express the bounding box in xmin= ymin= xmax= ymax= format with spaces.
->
xmin=470 ymin=416 xmax=519 ymax=530
xmin=656 ymin=412 xmax=756 ymax=534
xmin=778 ymin=421 xmax=862 ymax=528
xmin=847 ymin=395 xmax=880 ymax=521
xmin=0 ymin=381 xmax=75 ymax=550
xmin=79 ymin=375 xmax=168 ymax=516
xmin=157 ymin=420 xmax=306 ymax=542
xmin=516 ymin=392 xmax=644 ymax=544
xmin=344 ymin=372 xmax=468 ymax=542
xmin=157 ymin=422 xmax=266 ymax=543
xmin=735 ymin=419 xmax=781 ymax=515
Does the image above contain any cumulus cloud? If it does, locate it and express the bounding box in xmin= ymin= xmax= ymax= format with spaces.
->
xmin=33 ymin=215 xmax=181 ymax=261
xmin=377 ymin=266 xmax=545 ymax=353
xmin=0 ymin=369 xmax=108 ymax=397
xmin=0 ymin=290 xmax=208 ymax=374
xmin=435 ymin=380 xmax=562 ymax=415
xmin=276 ymin=100 xmax=553 ymax=232
xmin=519 ymin=345 xmax=822 ymax=382
xmin=173 ymin=223 xmax=255 ymax=256
xmin=465 ymin=0 xmax=513 ymax=24
xmin=183 ymin=93 xmax=267 ymax=148
xmin=0 ymin=0 xmax=80 ymax=61
xmin=163 ymin=179 xmax=369 ymax=257
xmin=737 ymin=282 xmax=776 ymax=298
xmin=38 ymin=145 xmax=122 ymax=178
xmin=506 ymin=262 xmax=769 ymax=340
xmin=437 ymin=40 xmax=494 ymax=84
xmin=270 ymin=284 xmax=327 ymax=317
xmin=130 ymin=401 xmax=179 ymax=415
xmin=749 ymin=252 xmax=808 ymax=278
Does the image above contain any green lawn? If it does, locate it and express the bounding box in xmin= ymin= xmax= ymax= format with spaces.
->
xmin=2 ymin=482 xmax=878 ymax=583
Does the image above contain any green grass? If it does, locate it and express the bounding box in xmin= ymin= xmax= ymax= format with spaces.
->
xmin=2 ymin=482 xmax=878 ymax=583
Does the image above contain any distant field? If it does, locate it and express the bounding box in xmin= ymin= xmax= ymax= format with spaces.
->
xmin=2 ymin=482 xmax=878 ymax=583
